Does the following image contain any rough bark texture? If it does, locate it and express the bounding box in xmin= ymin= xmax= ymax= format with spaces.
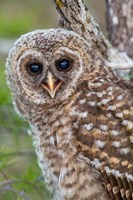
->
xmin=106 ymin=0 xmax=133 ymax=58
xmin=54 ymin=0 xmax=133 ymax=74
xmin=55 ymin=0 xmax=109 ymax=59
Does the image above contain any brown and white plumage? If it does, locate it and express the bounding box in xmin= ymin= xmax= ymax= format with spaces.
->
xmin=6 ymin=28 xmax=133 ymax=200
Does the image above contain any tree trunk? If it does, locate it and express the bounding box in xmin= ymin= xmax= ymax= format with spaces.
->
xmin=106 ymin=0 xmax=133 ymax=58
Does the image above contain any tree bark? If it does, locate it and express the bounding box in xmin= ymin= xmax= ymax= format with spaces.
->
xmin=54 ymin=0 xmax=133 ymax=76
xmin=106 ymin=0 xmax=133 ymax=58
xmin=54 ymin=0 xmax=109 ymax=59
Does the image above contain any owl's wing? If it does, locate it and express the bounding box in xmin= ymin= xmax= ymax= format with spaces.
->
xmin=72 ymin=78 xmax=133 ymax=200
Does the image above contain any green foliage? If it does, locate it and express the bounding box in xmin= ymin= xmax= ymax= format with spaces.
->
xmin=0 ymin=0 xmax=55 ymax=38
xmin=0 ymin=2 xmax=35 ymax=38
xmin=0 ymin=13 xmax=34 ymax=38
xmin=0 ymin=58 xmax=10 ymax=105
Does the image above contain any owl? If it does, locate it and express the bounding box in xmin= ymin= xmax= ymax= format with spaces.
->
xmin=6 ymin=28 xmax=133 ymax=200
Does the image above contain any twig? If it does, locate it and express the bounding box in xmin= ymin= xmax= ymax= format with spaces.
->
xmin=0 ymin=171 xmax=17 ymax=200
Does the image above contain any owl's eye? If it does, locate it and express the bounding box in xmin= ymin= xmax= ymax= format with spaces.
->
xmin=56 ymin=59 xmax=71 ymax=71
xmin=27 ymin=63 xmax=43 ymax=74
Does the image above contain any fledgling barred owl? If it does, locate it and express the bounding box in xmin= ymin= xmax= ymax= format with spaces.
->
xmin=6 ymin=28 xmax=133 ymax=200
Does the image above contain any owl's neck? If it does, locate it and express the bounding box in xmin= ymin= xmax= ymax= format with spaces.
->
xmin=30 ymin=92 xmax=80 ymax=193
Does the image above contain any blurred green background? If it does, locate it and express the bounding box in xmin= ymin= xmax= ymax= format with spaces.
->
xmin=0 ymin=0 xmax=105 ymax=199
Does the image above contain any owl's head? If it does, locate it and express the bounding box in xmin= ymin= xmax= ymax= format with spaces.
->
xmin=6 ymin=29 xmax=93 ymax=118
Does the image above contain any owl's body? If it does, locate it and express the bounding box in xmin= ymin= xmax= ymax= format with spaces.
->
xmin=6 ymin=29 xmax=133 ymax=200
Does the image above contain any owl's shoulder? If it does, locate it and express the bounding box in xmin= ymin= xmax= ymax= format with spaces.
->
xmin=67 ymin=74 xmax=133 ymax=167
xmin=68 ymin=76 xmax=133 ymax=199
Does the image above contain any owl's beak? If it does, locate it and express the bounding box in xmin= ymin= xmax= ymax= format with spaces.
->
xmin=41 ymin=71 xmax=62 ymax=98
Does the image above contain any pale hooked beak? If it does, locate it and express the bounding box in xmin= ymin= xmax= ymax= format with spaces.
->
xmin=41 ymin=71 xmax=62 ymax=98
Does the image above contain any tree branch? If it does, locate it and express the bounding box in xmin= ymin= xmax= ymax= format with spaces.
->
xmin=54 ymin=0 xmax=109 ymax=58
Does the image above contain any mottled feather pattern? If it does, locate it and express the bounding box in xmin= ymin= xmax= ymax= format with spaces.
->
xmin=6 ymin=28 xmax=133 ymax=200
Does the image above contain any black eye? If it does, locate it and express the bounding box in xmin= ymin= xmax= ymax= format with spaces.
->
xmin=56 ymin=59 xmax=71 ymax=71
xmin=28 ymin=63 xmax=43 ymax=74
